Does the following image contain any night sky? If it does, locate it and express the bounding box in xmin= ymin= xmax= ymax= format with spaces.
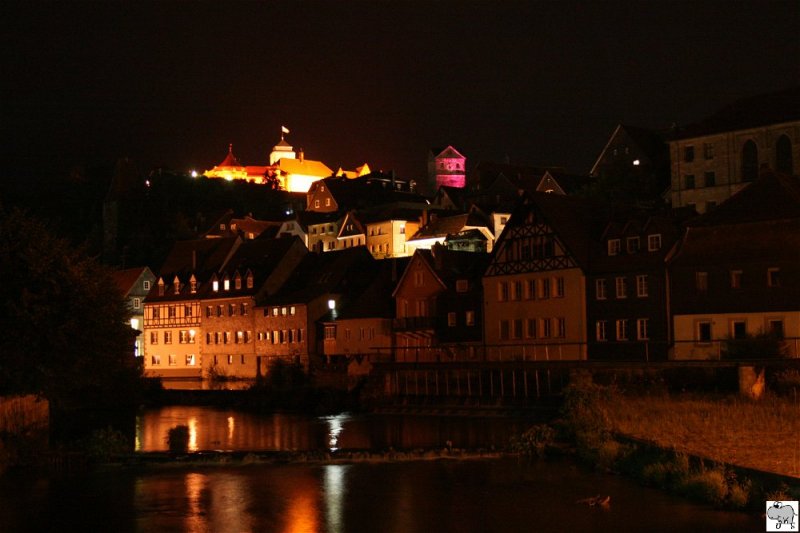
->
xmin=2 ymin=1 xmax=798 ymax=182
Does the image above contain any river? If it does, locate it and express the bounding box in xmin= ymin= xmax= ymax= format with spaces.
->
xmin=0 ymin=406 xmax=762 ymax=532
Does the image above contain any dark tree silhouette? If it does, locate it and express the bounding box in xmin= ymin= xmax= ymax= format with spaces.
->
xmin=0 ymin=208 xmax=144 ymax=410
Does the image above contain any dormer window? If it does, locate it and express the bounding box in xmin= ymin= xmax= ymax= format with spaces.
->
xmin=172 ymin=276 xmax=180 ymax=295
xmin=157 ymin=279 xmax=165 ymax=296
xmin=456 ymin=279 xmax=468 ymax=293
xmin=189 ymin=275 xmax=197 ymax=294
xmin=626 ymin=237 xmax=640 ymax=254
xmin=223 ymin=277 xmax=230 ymax=291
xmin=608 ymin=239 xmax=621 ymax=256
xmin=235 ymin=275 xmax=242 ymax=290
xmin=212 ymin=279 xmax=219 ymax=292
xmin=246 ymin=273 xmax=254 ymax=289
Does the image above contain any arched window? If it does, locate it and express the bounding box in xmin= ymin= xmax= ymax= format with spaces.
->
xmin=776 ymin=135 xmax=793 ymax=174
xmin=741 ymin=140 xmax=758 ymax=181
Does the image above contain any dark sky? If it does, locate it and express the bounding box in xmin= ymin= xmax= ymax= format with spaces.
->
xmin=2 ymin=1 xmax=798 ymax=181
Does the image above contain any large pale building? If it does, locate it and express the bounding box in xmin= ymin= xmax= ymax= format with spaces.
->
xmin=669 ymin=89 xmax=799 ymax=214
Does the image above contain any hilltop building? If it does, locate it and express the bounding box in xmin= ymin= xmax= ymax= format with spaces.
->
xmin=428 ymin=146 xmax=467 ymax=192
xmin=204 ymin=129 xmax=334 ymax=193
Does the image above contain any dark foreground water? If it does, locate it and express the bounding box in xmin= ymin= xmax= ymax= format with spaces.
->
xmin=0 ymin=407 xmax=762 ymax=532
xmin=0 ymin=459 xmax=761 ymax=532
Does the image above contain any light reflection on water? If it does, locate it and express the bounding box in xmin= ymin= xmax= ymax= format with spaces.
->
xmin=0 ymin=459 xmax=762 ymax=532
xmin=135 ymin=406 xmax=532 ymax=452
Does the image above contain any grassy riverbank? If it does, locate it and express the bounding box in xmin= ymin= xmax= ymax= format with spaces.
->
xmin=602 ymin=393 xmax=800 ymax=479
xmin=529 ymin=376 xmax=800 ymax=510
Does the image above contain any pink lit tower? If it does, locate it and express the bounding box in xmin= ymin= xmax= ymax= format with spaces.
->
xmin=427 ymin=146 xmax=467 ymax=192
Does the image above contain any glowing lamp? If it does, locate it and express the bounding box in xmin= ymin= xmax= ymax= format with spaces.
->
xmin=191 ymin=170 xmax=198 ymax=178
xmin=328 ymin=299 xmax=336 ymax=310
xmin=633 ymin=159 xmax=640 ymax=166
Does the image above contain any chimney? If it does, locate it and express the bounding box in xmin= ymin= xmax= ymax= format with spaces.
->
xmin=298 ymin=148 xmax=304 ymax=162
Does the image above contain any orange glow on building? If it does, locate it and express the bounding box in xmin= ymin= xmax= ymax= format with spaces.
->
xmin=204 ymin=129 xmax=336 ymax=193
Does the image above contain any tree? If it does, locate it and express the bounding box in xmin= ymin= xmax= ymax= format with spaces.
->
xmin=0 ymin=207 xmax=144 ymax=410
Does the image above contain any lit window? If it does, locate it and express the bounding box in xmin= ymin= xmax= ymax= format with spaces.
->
xmin=168 ymin=354 xmax=176 ymax=366
xmin=615 ymin=277 xmax=627 ymax=299
xmin=212 ymin=280 xmax=219 ymax=292
xmin=636 ymin=319 xmax=649 ymax=340
xmin=540 ymin=278 xmax=551 ymax=299
xmin=151 ymin=355 xmax=160 ymax=365
xmin=223 ymin=278 xmax=230 ymax=291
xmin=228 ymin=355 xmax=234 ymax=365
xmin=150 ymin=331 xmax=158 ymax=345
xmin=636 ymin=275 xmax=648 ymax=297
xmin=466 ymin=311 xmax=475 ymax=326
xmin=596 ymin=279 xmax=607 ymax=300
xmin=325 ymin=325 xmax=336 ymax=340
xmin=314 ymin=200 xmax=320 ymax=208
xmin=325 ymin=198 xmax=331 ymax=207
xmin=647 ymin=234 xmax=661 ymax=251
xmin=616 ymin=319 xmax=628 ymax=341
xmin=290 ymin=306 xmax=296 ymax=315
xmin=186 ymin=354 xmax=196 ymax=366
xmin=164 ymin=331 xmax=172 ymax=344
xmin=596 ymin=321 xmax=607 ymax=341
xmin=555 ymin=277 xmax=565 ymax=298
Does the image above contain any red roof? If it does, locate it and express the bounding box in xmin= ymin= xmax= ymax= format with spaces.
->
xmin=218 ymin=144 xmax=243 ymax=167
xmin=111 ymin=267 xmax=148 ymax=296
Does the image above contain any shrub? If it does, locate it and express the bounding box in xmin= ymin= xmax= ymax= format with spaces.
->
xmin=771 ymin=370 xmax=800 ymax=397
xmin=680 ymin=467 xmax=728 ymax=506
xmin=561 ymin=373 xmax=615 ymax=461
xmin=167 ymin=425 xmax=189 ymax=454
xmin=511 ymin=424 xmax=556 ymax=457
xmin=722 ymin=332 xmax=787 ymax=360
xmin=80 ymin=426 xmax=130 ymax=462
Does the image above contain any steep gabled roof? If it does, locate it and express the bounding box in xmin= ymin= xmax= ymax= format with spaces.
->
xmin=158 ymin=237 xmax=240 ymax=281
xmin=276 ymin=157 xmax=333 ymax=178
xmin=111 ymin=267 xmax=150 ymax=296
xmin=217 ymin=144 xmax=243 ymax=168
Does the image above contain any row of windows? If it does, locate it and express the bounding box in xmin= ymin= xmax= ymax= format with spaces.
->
xmin=211 ymin=275 xmax=253 ymax=292
xmin=257 ymin=329 xmax=304 ymax=344
xmin=694 ymin=318 xmax=784 ymax=343
xmin=447 ymin=310 xmax=476 ymax=327
xmin=324 ymin=325 xmax=377 ymax=341
xmin=595 ymin=275 xmax=648 ymax=300
xmin=683 ymin=172 xmax=716 ymax=189
xmin=266 ymin=306 xmax=297 ymax=317
xmin=499 ymin=318 xmax=566 ymax=340
xmin=206 ymin=303 xmax=249 ymax=318
xmin=683 ymin=136 xmax=794 ymax=177
xmin=497 ymin=277 xmax=565 ymax=302
xmin=596 ymin=319 xmax=649 ymax=341
xmin=695 ymin=268 xmax=780 ymax=292
xmin=683 ymin=143 xmax=715 ymax=162
xmin=150 ymin=354 xmax=196 ymax=366
xmin=151 ymin=305 xmax=196 ymax=320
xmin=205 ymin=331 xmax=253 ymax=344
xmin=149 ymin=330 xmax=196 ymax=345
xmin=608 ymin=234 xmax=661 ymax=256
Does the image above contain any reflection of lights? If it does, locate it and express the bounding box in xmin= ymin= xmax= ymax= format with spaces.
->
xmin=188 ymin=417 xmax=198 ymax=451
xmin=184 ymin=472 xmax=208 ymax=532
xmin=324 ymin=413 xmax=349 ymax=452
xmin=323 ymin=465 xmax=349 ymax=533
xmin=227 ymin=416 xmax=235 ymax=443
